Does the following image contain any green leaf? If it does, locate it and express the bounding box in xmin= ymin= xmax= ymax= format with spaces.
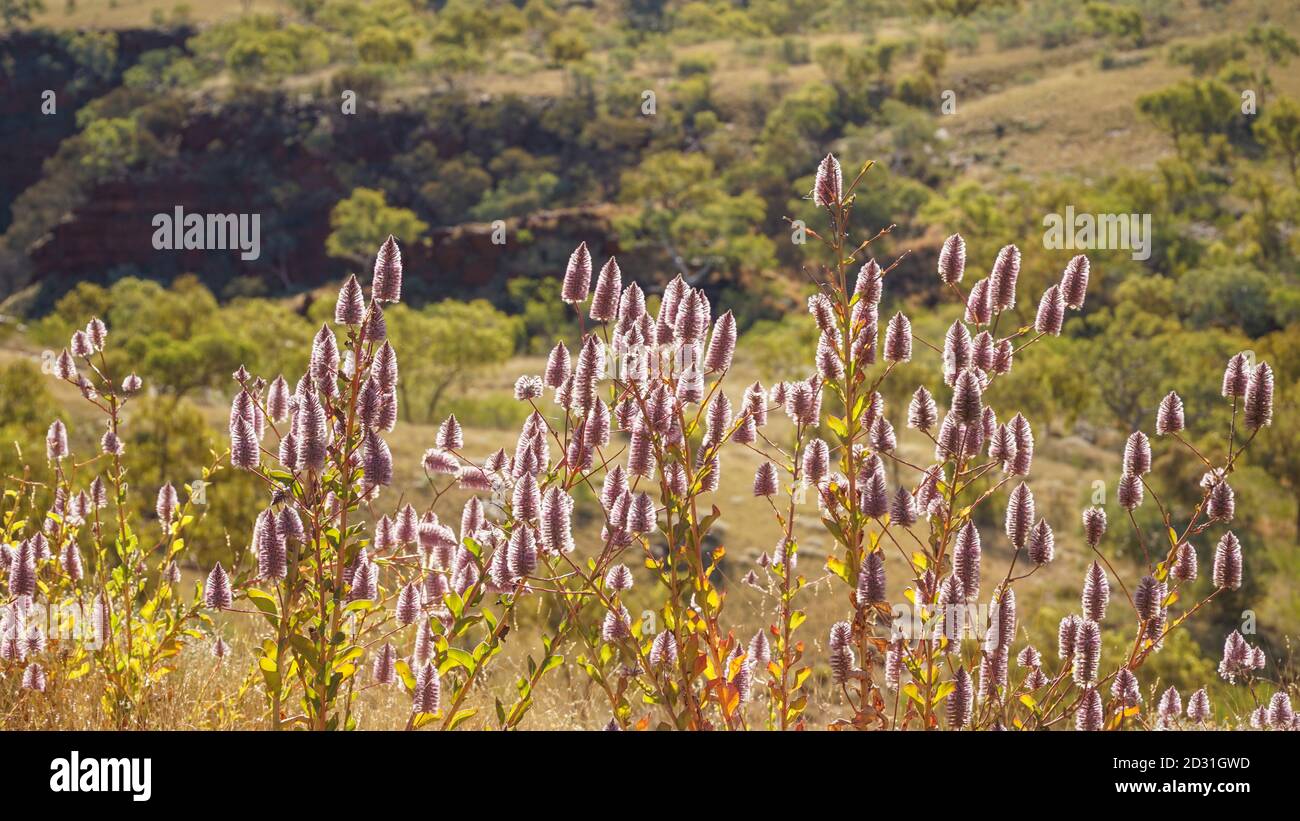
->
xmin=447 ymin=708 xmax=478 ymax=730
xmin=446 ymin=591 xmax=465 ymax=619
xmin=822 ymin=516 xmax=845 ymax=543
xmin=443 ymin=647 xmax=476 ymax=673
xmin=289 ymin=635 xmax=320 ymax=668
xmin=932 ymin=680 xmax=956 ymax=704
xmin=697 ymin=505 xmax=723 ymax=540
xmin=540 ymin=654 xmax=563 ymax=675
xmin=332 ymin=645 xmax=364 ymax=673
xmin=258 ymin=655 xmax=280 ymax=694
xmin=794 ymin=666 xmax=812 ymax=690
xmin=396 ymin=659 xmax=416 ymax=691
xmin=826 ymin=415 xmax=848 ymax=439
xmin=246 ymin=588 xmax=279 ymax=618
xmin=412 ymin=712 xmax=439 ymax=729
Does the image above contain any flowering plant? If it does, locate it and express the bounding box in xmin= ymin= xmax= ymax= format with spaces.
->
xmin=2 ymin=325 xmax=216 ymax=727
xmin=2 ymin=154 xmax=1288 ymax=731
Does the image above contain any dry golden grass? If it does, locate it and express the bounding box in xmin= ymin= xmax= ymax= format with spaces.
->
xmin=941 ymin=3 xmax=1300 ymax=180
xmin=30 ymin=0 xmax=289 ymax=29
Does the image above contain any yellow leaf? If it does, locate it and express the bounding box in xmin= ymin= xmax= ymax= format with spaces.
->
xmin=447 ymin=708 xmax=478 ymax=730
xmin=721 ymin=684 xmax=740 ymax=717
xmin=932 ymin=680 xmax=956 ymax=703
xmin=728 ymin=654 xmax=746 ymax=680
xmin=902 ymin=682 xmax=925 ymax=706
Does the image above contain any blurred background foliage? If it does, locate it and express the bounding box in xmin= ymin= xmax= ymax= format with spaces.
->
xmin=1 ymin=0 xmax=1299 ymax=719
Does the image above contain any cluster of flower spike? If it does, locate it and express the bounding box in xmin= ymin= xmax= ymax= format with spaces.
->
xmin=1 ymin=595 xmax=47 ymax=692
xmin=221 ymin=237 xmax=467 ymax=713
xmin=8 ymin=150 xmax=1293 ymax=731
xmin=1042 ymin=350 xmax=1277 ymax=729
xmin=6 ymin=314 xmax=219 ymax=708
xmin=801 ymin=153 xmax=1288 ymax=733
xmin=810 ymin=225 xmax=1091 ymax=709
xmin=212 ymin=228 xmax=766 ymax=720
xmin=13 ymin=151 xmax=1266 ymax=731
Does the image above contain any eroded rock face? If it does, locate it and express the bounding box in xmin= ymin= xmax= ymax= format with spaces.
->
xmin=13 ymin=82 xmax=637 ymax=309
xmin=415 ymin=206 xmax=623 ymax=299
xmin=27 ymin=179 xmax=625 ymax=305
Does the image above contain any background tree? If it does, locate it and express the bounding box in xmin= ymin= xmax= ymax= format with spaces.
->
xmin=326 ymin=188 xmax=428 ymax=268
xmin=1253 ymin=381 xmax=1300 ymax=544
xmin=387 ymin=300 xmax=519 ymax=422
xmin=0 ymin=0 xmax=44 ymax=28
xmin=126 ymin=395 xmax=213 ymax=486
xmin=0 ymin=360 xmax=60 ymax=481
xmin=1138 ymin=79 xmax=1238 ymax=149
xmin=1082 ymin=277 xmax=1182 ymax=433
xmin=1257 ymin=97 xmax=1300 ymax=183
xmin=1084 ymin=2 xmax=1145 ymax=48
xmin=616 ymin=152 xmax=777 ymax=286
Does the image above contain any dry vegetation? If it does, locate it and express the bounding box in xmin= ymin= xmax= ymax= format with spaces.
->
xmin=2 ymin=295 xmax=1124 ymax=730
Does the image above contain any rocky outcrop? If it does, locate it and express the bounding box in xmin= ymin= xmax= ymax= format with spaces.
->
xmin=414 ymin=205 xmax=627 ymax=300
xmin=27 ymin=174 xmax=630 ymax=306
xmin=0 ymin=28 xmax=190 ymax=234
